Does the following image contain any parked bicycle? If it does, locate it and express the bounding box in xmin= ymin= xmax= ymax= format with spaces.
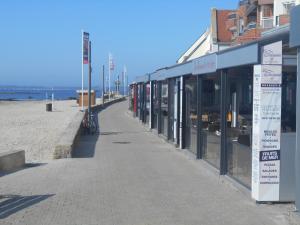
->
xmin=89 ymin=112 xmax=98 ymax=134
xmin=82 ymin=111 xmax=99 ymax=135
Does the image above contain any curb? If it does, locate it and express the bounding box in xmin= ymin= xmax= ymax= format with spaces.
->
xmin=0 ymin=150 xmax=25 ymax=171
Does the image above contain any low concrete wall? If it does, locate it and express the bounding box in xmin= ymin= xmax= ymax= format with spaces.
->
xmin=53 ymin=97 xmax=126 ymax=159
xmin=0 ymin=150 xmax=25 ymax=171
xmin=53 ymin=111 xmax=85 ymax=159
xmin=91 ymin=97 xmax=126 ymax=112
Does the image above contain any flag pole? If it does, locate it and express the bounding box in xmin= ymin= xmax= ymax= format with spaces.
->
xmin=81 ymin=29 xmax=84 ymax=111
xmin=123 ymin=66 xmax=126 ymax=96
xmin=108 ymin=53 xmax=111 ymax=101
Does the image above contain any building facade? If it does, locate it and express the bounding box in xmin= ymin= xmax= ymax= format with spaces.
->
xmin=130 ymin=20 xmax=300 ymax=206
xmin=178 ymin=0 xmax=300 ymax=62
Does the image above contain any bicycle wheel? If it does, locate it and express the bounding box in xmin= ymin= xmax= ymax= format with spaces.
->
xmin=89 ymin=120 xmax=97 ymax=134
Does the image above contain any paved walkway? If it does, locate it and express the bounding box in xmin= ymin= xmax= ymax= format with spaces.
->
xmin=0 ymin=101 xmax=299 ymax=225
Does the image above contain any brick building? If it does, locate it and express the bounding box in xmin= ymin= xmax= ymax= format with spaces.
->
xmin=177 ymin=0 xmax=299 ymax=63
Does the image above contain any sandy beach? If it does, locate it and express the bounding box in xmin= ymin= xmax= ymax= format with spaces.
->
xmin=0 ymin=100 xmax=80 ymax=163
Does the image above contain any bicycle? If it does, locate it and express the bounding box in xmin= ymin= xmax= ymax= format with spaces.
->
xmin=82 ymin=111 xmax=99 ymax=135
xmin=89 ymin=112 xmax=99 ymax=135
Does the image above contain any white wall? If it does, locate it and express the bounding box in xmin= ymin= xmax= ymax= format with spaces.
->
xmin=177 ymin=29 xmax=210 ymax=64
xmin=187 ymin=32 xmax=212 ymax=61
xmin=273 ymin=0 xmax=296 ymax=26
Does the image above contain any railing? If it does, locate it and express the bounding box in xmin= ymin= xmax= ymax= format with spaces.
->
xmin=246 ymin=22 xmax=257 ymax=30
xmin=261 ymin=17 xmax=274 ymax=29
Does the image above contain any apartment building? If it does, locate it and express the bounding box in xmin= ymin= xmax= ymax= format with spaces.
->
xmin=177 ymin=9 xmax=234 ymax=64
xmin=178 ymin=0 xmax=299 ymax=62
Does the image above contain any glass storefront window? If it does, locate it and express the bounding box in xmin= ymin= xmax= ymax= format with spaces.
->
xmin=185 ymin=76 xmax=197 ymax=154
xmin=168 ymin=79 xmax=175 ymax=141
xmin=201 ymin=74 xmax=221 ymax=169
xmin=137 ymin=84 xmax=141 ymax=119
xmin=152 ymin=82 xmax=159 ymax=130
xmin=161 ymin=81 xmax=168 ymax=137
xmin=129 ymin=85 xmax=134 ymax=111
xmin=226 ymin=67 xmax=253 ymax=188
xmin=145 ymin=83 xmax=150 ymax=124
xmin=281 ymin=69 xmax=296 ymax=133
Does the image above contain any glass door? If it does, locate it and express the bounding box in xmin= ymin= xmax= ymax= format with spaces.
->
xmin=145 ymin=83 xmax=150 ymax=124
xmin=185 ymin=76 xmax=197 ymax=155
xmin=168 ymin=79 xmax=175 ymax=141
xmin=152 ymin=82 xmax=158 ymax=130
xmin=226 ymin=68 xmax=253 ymax=187
xmin=161 ymin=81 xmax=168 ymax=137
xmin=201 ymin=74 xmax=221 ymax=169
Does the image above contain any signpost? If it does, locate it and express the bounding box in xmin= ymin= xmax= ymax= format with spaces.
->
xmin=102 ymin=65 xmax=105 ymax=105
xmin=252 ymin=41 xmax=282 ymax=202
xmin=123 ymin=65 xmax=127 ymax=96
xmin=88 ymin=41 xmax=92 ymax=132
xmin=82 ymin=31 xmax=89 ymax=111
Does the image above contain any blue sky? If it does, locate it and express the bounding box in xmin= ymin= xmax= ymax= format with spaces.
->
xmin=0 ymin=0 xmax=238 ymax=87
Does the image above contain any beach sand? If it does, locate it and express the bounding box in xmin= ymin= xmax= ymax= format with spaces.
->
xmin=0 ymin=100 xmax=80 ymax=163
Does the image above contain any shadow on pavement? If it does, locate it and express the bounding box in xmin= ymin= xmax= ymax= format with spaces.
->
xmin=72 ymin=134 xmax=99 ymax=158
xmin=72 ymin=111 xmax=100 ymax=158
xmin=0 ymin=194 xmax=54 ymax=219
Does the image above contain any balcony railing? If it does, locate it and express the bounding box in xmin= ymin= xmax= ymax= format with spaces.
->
xmin=246 ymin=22 xmax=257 ymax=30
xmin=261 ymin=17 xmax=273 ymax=29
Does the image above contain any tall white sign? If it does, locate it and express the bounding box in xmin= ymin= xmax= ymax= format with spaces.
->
xmin=252 ymin=41 xmax=282 ymax=202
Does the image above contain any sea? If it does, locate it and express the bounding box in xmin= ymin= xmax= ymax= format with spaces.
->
xmin=0 ymin=86 xmax=104 ymax=101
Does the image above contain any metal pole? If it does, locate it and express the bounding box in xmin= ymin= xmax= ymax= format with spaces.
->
xmin=126 ymin=71 xmax=129 ymax=96
xmin=51 ymin=87 xmax=54 ymax=110
xmin=296 ymin=48 xmax=300 ymax=210
xmin=117 ymin=75 xmax=120 ymax=95
xmin=102 ymin=65 xmax=105 ymax=105
xmin=179 ymin=76 xmax=184 ymax=149
xmin=88 ymin=41 xmax=92 ymax=131
xmin=81 ymin=30 xmax=84 ymax=111
xmin=123 ymin=66 xmax=126 ymax=96
xmin=149 ymin=81 xmax=152 ymax=129
xmin=109 ymin=54 xmax=111 ymax=101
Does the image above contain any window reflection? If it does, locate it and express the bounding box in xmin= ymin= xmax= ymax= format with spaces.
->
xmin=281 ymin=70 xmax=296 ymax=133
xmin=185 ymin=76 xmax=197 ymax=154
xmin=201 ymin=74 xmax=221 ymax=168
xmin=145 ymin=83 xmax=150 ymax=124
xmin=153 ymin=82 xmax=159 ymax=129
xmin=226 ymin=67 xmax=252 ymax=187
xmin=161 ymin=81 xmax=168 ymax=137
xmin=137 ymin=84 xmax=141 ymax=119
xmin=168 ymin=79 xmax=176 ymax=141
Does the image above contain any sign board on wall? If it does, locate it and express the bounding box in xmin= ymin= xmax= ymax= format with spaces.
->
xmin=252 ymin=41 xmax=282 ymax=202
xmin=192 ymin=54 xmax=216 ymax=75
xmin=261 ymin=41 xmax=282 ymax=65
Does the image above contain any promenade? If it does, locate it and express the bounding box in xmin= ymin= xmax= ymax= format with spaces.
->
xmin=0 ymin=100 xmax=298 ymax=225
